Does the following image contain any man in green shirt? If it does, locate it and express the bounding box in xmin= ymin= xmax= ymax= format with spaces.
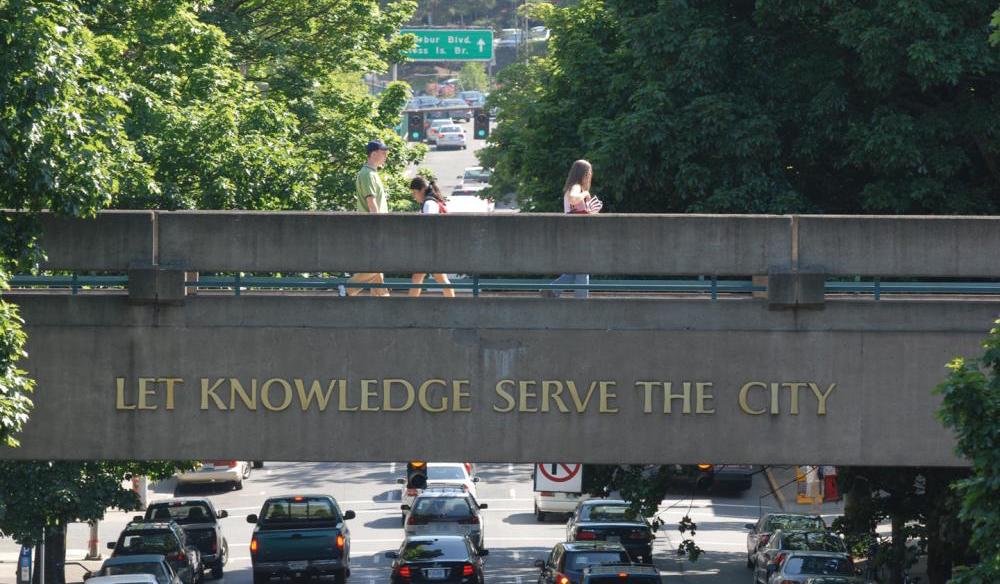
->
xmin=348 ymin=140 xmax=391 ymax=296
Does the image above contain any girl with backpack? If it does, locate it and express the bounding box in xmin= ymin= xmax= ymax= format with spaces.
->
xmin=408 ymin=177 xmax=456 ymax=298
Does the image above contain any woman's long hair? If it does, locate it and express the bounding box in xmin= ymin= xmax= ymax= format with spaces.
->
xmin=409 ymin=176 xmax=443 ymax=203
xmin=562 ymin=159 xmax=593 ymax=195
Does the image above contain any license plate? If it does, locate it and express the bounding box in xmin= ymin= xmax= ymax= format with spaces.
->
xmin=287 ymin=561 xmax=308 ymax=571
xmin=426 ymin=568 xmax=447 ymax=580
xmin=607 ymin=536 xmax=621 ymax=543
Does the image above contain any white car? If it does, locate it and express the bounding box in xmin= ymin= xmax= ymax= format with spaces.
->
xmin=400 ymin=463 xmax=480 ymax=515
xmin=84 ymin=576 xmax=160 ymax=584
xmin=427 ymin=119 xmax=453 ymax=144
xmin=402 ymin=489 xmax=488 ymax=550
xmin=534 ymin=490 xmax=589 ymax=521
xmin=459 ymin=167 xmax=491 ymax=188
xmin=435 ymin=125 xmax=467 ymax=150
xmin=176 ymin=460 xmax=251 ymax=490
xmin=447 ymin=187 xmax=494 ymax=213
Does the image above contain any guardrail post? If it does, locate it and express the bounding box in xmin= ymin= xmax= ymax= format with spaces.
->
xmin=767 ymin=269 xmax=826 ymax=309
xmin=473 ymin=276 xmax=480 ymax=298
xmin=128 ymin=262 xmax=186 ymax=305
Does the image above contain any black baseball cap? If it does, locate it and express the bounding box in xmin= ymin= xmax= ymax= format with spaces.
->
xmin=366 ymin=140 xmax=390 ymax=154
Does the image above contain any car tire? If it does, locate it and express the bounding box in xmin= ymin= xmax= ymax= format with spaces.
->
xmin=242 ymin=463 xmax=252 ymax=480
xmin=211 ymin=566 xmax=223 ymax=580
xmin=234 ymin=479 xmax=243 ymax=491
xmin=252 ymin=461 xmax=264 ymax=469
xmin=333 ymin=568 xmax=347 ymax=584
xmin=534 ymin=505 xmax=546 ymax=522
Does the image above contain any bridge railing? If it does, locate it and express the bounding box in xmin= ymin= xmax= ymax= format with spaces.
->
xmin=15 ymin=211 xmax=1000 ymax=306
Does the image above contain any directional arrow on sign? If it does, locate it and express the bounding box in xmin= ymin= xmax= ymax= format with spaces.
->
xmin=477 ymin=39 xmax=485 ymax=52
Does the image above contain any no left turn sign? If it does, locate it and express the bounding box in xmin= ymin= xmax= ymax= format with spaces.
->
xmin=534 ymin=463 xmax=583 ymax=493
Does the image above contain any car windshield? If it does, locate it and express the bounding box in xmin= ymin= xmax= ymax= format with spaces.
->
xmin=261 ymin=498 xmax=341 ymax=524
xmin=767 ymin=515 xmax=824 ymax=531
xmin=565 ymin=552 xmax=629 ymax=571
xmin=782 ymin=533 xmax=846 ymax=552
xmin=401 ymin=540 xmax=469 ymax=561
xmin=117 ymin=532 xmax=179 ymax=556
xmin=102 ymin=563 xmax=166 ymax=584
xmin=428 ymin=466 xmax=466 ymax=480
xmin=463 ymin=169 xmax=490 ymax=182
xmin=582 ymin=505 xmax=635 ymax=522
xmin=412 ymin=497 xmax=473 ymax=519
xmin=784 ymin=556 xmax=853 ymax=575
xmin=147 ymin=502 xmax=214 ymax=525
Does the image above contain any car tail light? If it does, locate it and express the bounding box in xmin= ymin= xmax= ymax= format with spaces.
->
xmin=539 ymin=491 xmax=554 ymax=497
xmin=407 ymin=515 xmax=427 ymax=525
xmin=459 ymin=516 xmax=479 ymax=525
xmin=775 ymin=552 xmax=788 ymax=566
xmin=398 ymin=566 xmax=411 ymax=579
xmin=575 ymin=530 xmax=597 ymax=540
xmin=556 ymin=573 xmax=570 ymax=584
xmin=406 ymin=488 xmax=418 ymax=496
xmin=175 ymin=552 xmax=186 ymax=561
xmin=250 ymin=537 xmax=258 ymax=554
xmin=212 ymin=460 xmax=238 ymax=468
xmin=335 ymin=535 xmax=345 ymax=549
xmin=210 ymin=540 xmax=218 ymax=553
xmin=462 ymin=564 xmax=475 ymax=577
xmin=618 ymin=573 xmax=628 ymax=579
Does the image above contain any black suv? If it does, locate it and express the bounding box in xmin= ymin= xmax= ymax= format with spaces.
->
xmin=109 ymin=521 xmax=203 ymax=584
xmin=143 ymin=499 xmax=229 ymax=580
xmin=581 ymin=565 xmax=662 ymax=584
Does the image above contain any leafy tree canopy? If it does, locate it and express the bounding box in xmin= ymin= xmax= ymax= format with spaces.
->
xmin=936 ymin=321 xmax=1000 ymax=582
xmin=480 ymin=0 xmax=1000 ymax=213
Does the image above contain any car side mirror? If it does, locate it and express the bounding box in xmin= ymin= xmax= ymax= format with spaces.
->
xmin=745 ymin=523 xmax=755 ymax=530
xmin=218 ymin=511 xmax=228 ymax=519
xmin=478 ymin=503 xmax=488 ymax=510
xmin=456 ymin=175 xmax=462 ymax=179
xmin=83 ymin=572 xmax=92 ymax=580
xmin=107 ymin=542 xmax=116 ymax=550
xmin=479 ymin=549 xmax=489 ymax=557
xmin=133 ymin=515 xmax=144 ymax=522
xmin=246 ymin=514 xmax=258 ymax=524
xmin=344 ymin=510 xmax=356 ymax=520
xmin=400 ymin=505 xmax=411 ymax=511
xmin=472 ymin=477 xmax=480 ymax=483
xmin=397 ymin=478 xmax=406 ymax=485
xmin=385 ymin=551 xmax=399 ymax=559
xmin=534 ymin=560 xmax=545 ymax=569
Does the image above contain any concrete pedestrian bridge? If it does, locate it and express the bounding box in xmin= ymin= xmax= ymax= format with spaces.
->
xmin=4 ymin=211 xmax=999 ymax=466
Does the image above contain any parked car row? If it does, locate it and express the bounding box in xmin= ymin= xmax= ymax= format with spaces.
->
xmin=746 ymin=512 xmax=865 ymax=583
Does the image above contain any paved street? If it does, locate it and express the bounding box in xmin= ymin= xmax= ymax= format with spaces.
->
xmin=411 ymin=120 xmax=488 ymax=196
xmin=0 ymin=463 xmax=841 ymax=584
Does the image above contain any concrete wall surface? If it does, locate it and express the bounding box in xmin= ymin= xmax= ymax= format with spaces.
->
xmin=4 ymin=294 xmax=991 ymax=466
xmin=16 ymin=210 xmax=1000 ymax=276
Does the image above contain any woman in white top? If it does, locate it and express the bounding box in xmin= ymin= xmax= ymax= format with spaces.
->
xmin=408 ymin=177 xmax=456 ymax=298
xmin=544 ymin=160 xmax=599 ymax=298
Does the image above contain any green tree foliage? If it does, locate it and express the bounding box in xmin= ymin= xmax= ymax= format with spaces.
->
xmin=480 ymin=0 xmax=1000 ymax=213
xmin=835 ymin=467 xmax=971 ymax=584
xmin=0 ymin=461 xmax=195 ymax=584
xmin=459 ymin=62 xmax=490 ymax=92
xmin=935 ymin=321 xmax=1000 ymax=582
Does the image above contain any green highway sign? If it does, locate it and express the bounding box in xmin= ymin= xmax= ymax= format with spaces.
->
xmin=402 ymin=28 xmax=494 ymax=62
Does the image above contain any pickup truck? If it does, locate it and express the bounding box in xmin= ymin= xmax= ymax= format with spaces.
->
xmin=142 ymin=498 xmax=229 ymax=579
xmin=247 ymin=495 xmax=356 ymax=584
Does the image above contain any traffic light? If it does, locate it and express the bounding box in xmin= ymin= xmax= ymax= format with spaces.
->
xmin=695 ymin=464 xmax=714 ymax=491
xmin=406 ymin=461 xmax=427 ymax=489
xmin=473 ymin=109 xmax=490 ymax=139
xmin=407 ymin=112 xmax=426 ymax=142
